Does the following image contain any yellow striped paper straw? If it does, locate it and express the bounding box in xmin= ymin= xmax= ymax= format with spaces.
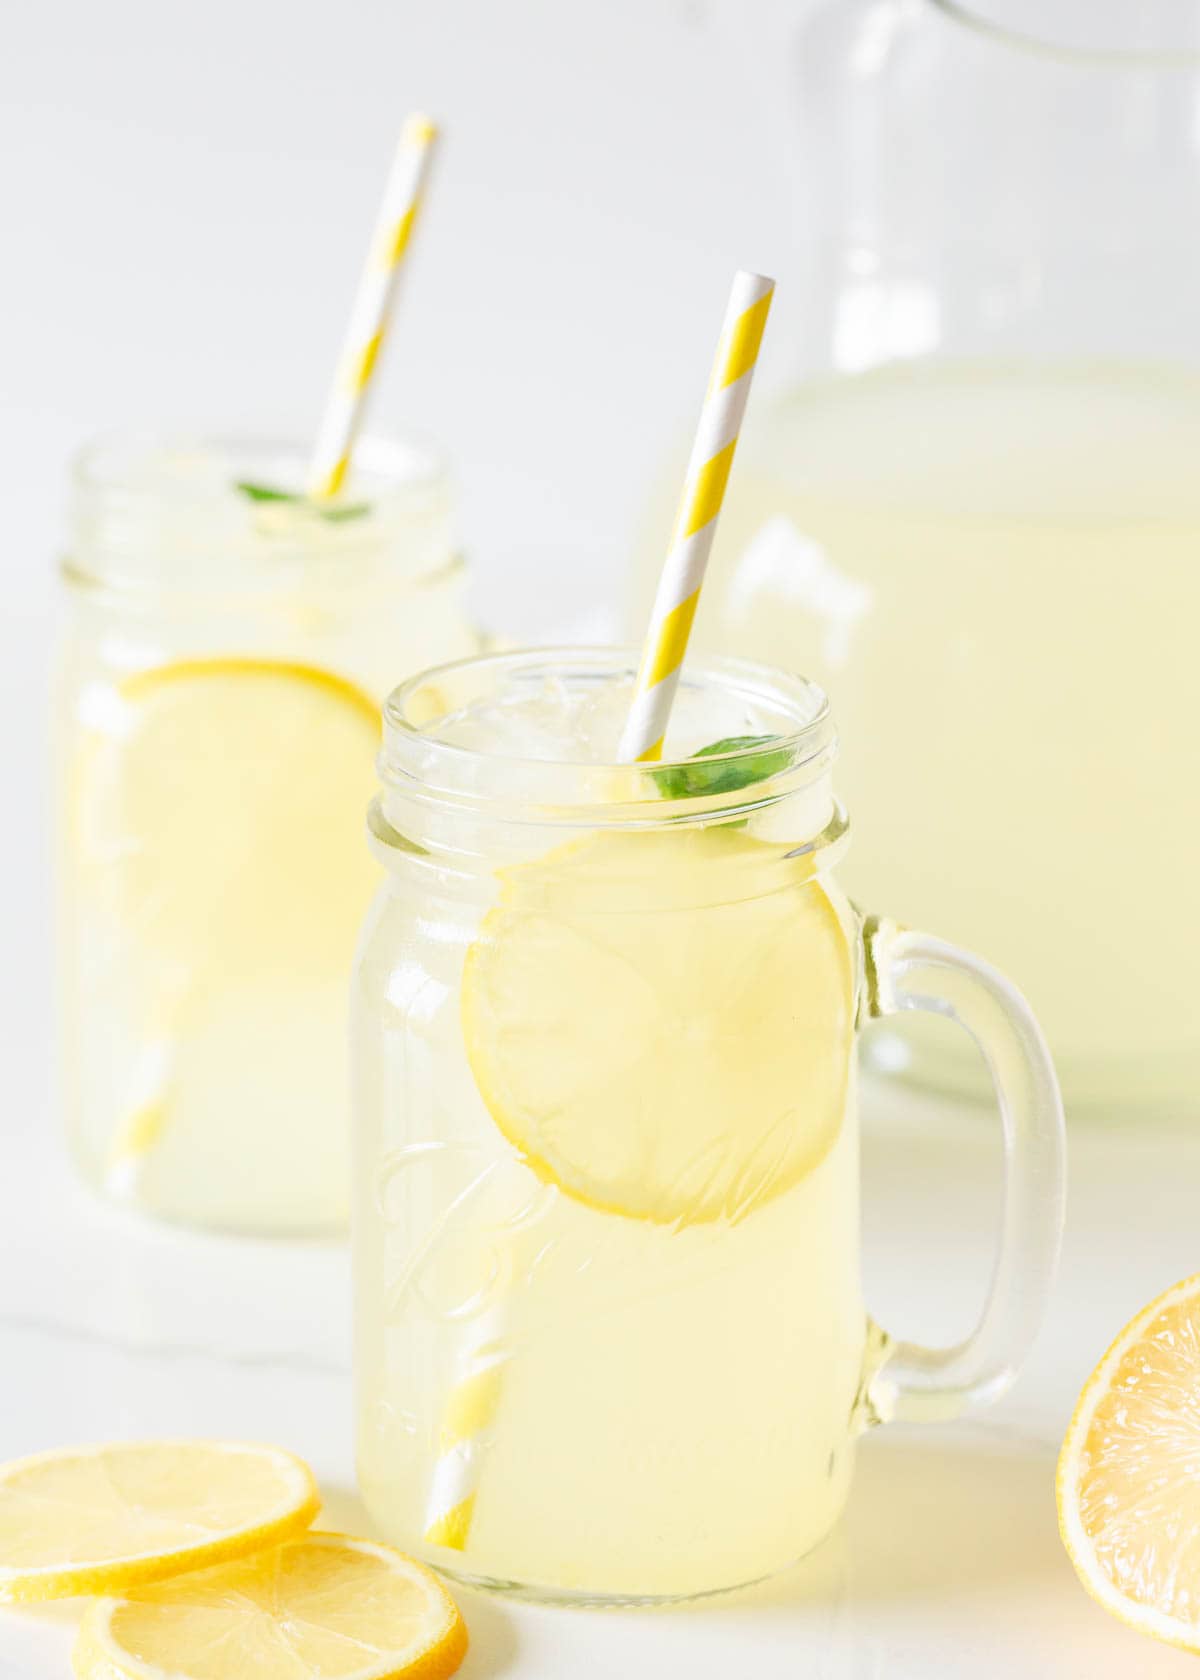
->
xmin=307 ymin=113 xmax=439 ymax=499
xmin=422 ymin=1300 xmax=511 ymax=1551
xmin=617 ymin=270 xmax=775 ymax=762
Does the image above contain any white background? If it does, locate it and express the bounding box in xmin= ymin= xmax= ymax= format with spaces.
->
xmin=1 ymin=0 xmax=804 ymax=1136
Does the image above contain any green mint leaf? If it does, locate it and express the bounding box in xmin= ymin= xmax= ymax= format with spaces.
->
xmin=652 ymin=734 xmax=790 ymax=800
xmin=234 ymin=480 xmax=371 ymax=523
xmin=234 ymin=479 xmax=295 ymax=504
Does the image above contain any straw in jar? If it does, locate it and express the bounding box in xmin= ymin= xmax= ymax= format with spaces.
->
xmin=308 ymin=114 xmax=439 ymax=500
xmin=617 ymin=268 xmax=775 ymax=762
xmin=423 ymin=269 xmax=775 ymax=1555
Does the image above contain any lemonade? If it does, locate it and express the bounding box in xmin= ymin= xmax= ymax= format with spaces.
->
xmin=632 ymin=362 xmax=1200 ymax=1111
xmin=57 ymin=432 xmax=477 ymax=1234
xmin=351 ymin=649 xmax=873 ymax=1600
xmin=353 ymin=647 xmax=1067 ymax=1599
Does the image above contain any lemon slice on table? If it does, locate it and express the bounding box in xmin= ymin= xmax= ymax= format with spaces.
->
xmin=0 ymin=1441 xmax=318 ymax=1602
xmin=73 ymin=1533 xmax=468 ymax=1680
xmin=461 ymin=826 xmax=855 ymax=1226
xmin=1058 ymin=1272 xmax=1200 ymax=1654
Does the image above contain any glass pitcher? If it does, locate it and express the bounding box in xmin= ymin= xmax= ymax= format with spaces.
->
xmin=351 ymin=647 xmax=1065 ymax=1602
xmin=633 ymin=0 xmax=1200 ymax=1115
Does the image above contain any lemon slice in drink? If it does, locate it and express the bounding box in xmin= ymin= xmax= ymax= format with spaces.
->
xmin=72 ymin=659 xmax=381 ymax=1203
xmin=73 ymin=1533 xmax=468 ymax=1680
xmin=0 ymin=1441 xmax=318 ymax=1602
xmin=461 ymin=827 xmax=854 ymax=1226
xmin=76 ymin=658 xmax=380 ymax=970
xmin=1058 ymin=1273 xmax=1200 ymax=1654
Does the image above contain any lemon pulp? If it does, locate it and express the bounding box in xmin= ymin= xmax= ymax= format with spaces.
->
xmin=74 ymin=1534 xmax=468 ymax=1680
xmin=67 ymin=658 xmax=381 ymax=1232
xmin=0 ymin=1441 xmax=318 ymax=1601
xmin=1059 ymin=1273 xmax=1200 ymax=1653
xmin=461 ymin=825 xmax=855 ymax=1226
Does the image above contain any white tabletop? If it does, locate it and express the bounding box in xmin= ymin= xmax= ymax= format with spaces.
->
xmin=2 ymin=1082 xmax=1196 ymax=1680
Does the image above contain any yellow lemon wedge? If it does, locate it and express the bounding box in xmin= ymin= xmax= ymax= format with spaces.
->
xmin=72 ymin=1533 xmax=468 ymax=1680
xmin=0 ymin=1441 xmax=318 ymax=1603
xmin=461 ymin=826 xmax=855 ymax=1226
xmin=1058 ymin=1272 xmax=1200 ymax=1654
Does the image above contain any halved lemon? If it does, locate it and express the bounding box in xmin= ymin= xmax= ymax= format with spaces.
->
xmin=73 ymin=1533 xmax=468 ymax=1680
xmin=1058 ymin=1273 xmax=1200 ymax=1653
xmin=0 ymin=1441 xmax=318 ymax=1602
xmin=461 ymin=827 xmax=855 ymax=1226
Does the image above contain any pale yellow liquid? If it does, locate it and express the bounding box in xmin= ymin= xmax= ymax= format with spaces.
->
xmin=635 ymin=363 xmax=1200 ymax=1110
xmin=354 ymin=1057 xmax=863 ymax=1600
xmin=59 ymin=446 xmax=477 ymax=1234
xmin=353 ymin=696 xmax=868 ymax=1600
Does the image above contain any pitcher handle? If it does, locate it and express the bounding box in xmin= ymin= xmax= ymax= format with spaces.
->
xmin=861 ymin=915 xmax=1067 ymax=1424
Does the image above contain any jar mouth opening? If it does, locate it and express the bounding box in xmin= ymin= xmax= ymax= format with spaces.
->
xmin=73 ymin=428 xmax=449 ymax=509
xmin=934 ymin=0 xmax=1200 ymax=64
xmin=66 ymin=428 xmax=455 ymax=593
xmin=381 ymin=646 xmax=837 ymax=824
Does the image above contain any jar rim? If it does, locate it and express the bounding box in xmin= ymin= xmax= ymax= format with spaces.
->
xmin=72 ymin=427 xmax=449 ymax=506
xmin=66 ymin=427 xmax=455 ymax=594
xmin=380 ymin=646 xmax=837 ymax=825
xmin=933 ymin=0 xmax=1200 ymax=65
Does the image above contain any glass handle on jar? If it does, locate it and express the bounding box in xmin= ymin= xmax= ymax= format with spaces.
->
xmin=860 ymin=916 xmax=1067 ymax=1425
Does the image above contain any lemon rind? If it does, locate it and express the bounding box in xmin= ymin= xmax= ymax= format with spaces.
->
xmin=1057 ymin=1271 xmax=1200 ymax=1655
xmin=0 ymin=1441 xmax=320 ymax=1604
xmin=73 ymin=1533 xmax=468 ymax=1680
xmin=460 ymin=836 xmax=854 ymax=1228
xmin=113 ymin=658 xmax=380 ymax=730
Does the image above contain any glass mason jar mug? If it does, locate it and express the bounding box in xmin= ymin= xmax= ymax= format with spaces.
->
xmin=57 ymin=430 xmax=477 ymax=1235
xmin=351 ymin=648 xmax=1065 ymax=1603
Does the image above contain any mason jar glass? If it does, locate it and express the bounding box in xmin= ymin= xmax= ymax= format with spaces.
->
xmin=57 ymin=430 xmax=477 ymax=1234
xmin=351 ymin=646 xmax=1064 ymax=1602
xmin=634 ymin=0 xmax=1200 ymax=1115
